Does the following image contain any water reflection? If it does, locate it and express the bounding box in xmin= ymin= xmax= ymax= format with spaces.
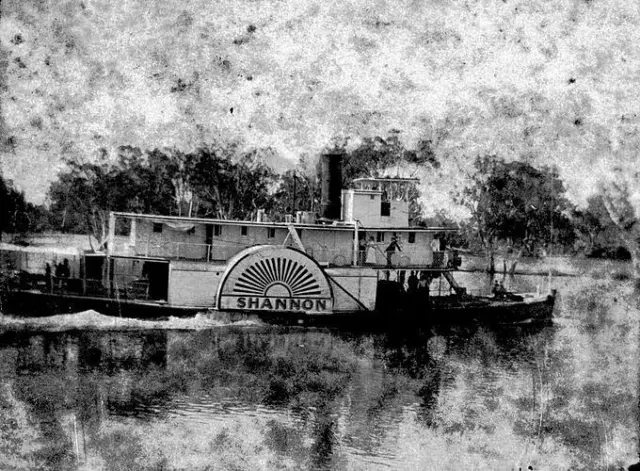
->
xmin=1 ymin=331 xmax=168 ymax=470
xmin=1 ymin=272 xmax=639 ymax=469
xmin=630 ymin=286 xmax=640 ymax=471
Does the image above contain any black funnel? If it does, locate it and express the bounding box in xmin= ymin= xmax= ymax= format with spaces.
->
xmin=320 ymin=152 xmax=343 ymax=220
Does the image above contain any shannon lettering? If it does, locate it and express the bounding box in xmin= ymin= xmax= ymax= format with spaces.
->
xmin=232 ymin=296 xmax=329 ymax=312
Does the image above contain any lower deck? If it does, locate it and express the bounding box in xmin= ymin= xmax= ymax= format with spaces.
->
xmin=3 ymin=263 xmax=460 ymax=316
xmin=1 ymin=279 xmax=555 ymax=328
xmin=2 ymin=244 xmax=555 ymax=324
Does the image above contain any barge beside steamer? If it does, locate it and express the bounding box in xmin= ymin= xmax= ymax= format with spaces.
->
xmin=0 ymin=153 xmax=556 ymax=325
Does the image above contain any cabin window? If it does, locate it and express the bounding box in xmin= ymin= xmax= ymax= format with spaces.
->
xmin=153 ymin=223 xmax=163 ymax=233
xmin=408 ymin=232 xmax=416 ymax=243
xmin=187 ymin=226 xmax=195 ymax=235
xmin=267 ymin=227 xmax=276 ymax=238
xmin=377 ymin=231 xmax=385 ymax=243
xmin=370 ymin=194 xmax=375 ymax=200
xmin=241 ymin=226 xmax=248 ymax=236
xmin=214 ymin=225 xmax=221 ymax=236
xmin=381 ymin=201 xmax=391 ymax=216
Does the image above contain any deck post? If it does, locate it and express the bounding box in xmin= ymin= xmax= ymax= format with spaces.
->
xmin=106 ymin=212 xmax=116 ymax=297
xmin=353 ymin=221 xmax=359 ymax=266
xmin=108 ymin=212 xmax=115 ymax=254
xmin=129 ymin=217 xmax=137 ymax=249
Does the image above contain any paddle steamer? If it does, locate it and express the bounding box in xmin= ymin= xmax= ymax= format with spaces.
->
xmin=0 ymin=153 xmax=555 ymax=324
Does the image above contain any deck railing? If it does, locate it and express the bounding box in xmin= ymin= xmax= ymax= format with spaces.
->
xmin=6 ymin=271 xmax=154 ymax=300
xmin=136 ymin=238 xmax=358 ymax=267
xmin=131 ymin=236 xmax=460 ymax=270
xmin=139 ymin=239 xmax=248 ymax=262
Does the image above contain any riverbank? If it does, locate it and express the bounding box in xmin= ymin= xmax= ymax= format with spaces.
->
xmin=0 ymin=232 xmax=129 ymax=251
xmin=460 ymin=253 xmax=633 ymax=279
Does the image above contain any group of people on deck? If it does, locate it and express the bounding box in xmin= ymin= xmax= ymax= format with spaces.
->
xmin=360 ymin=235 xmax=402 ymax=267
xmin=407 ymin=270 xmax=431 ymax=296
xmin=44 ymin=259 xmax=71 ymax=290
xmin=384 ymin=269 xmax=433 ymax=295
xmin=359 ymin=234 xmax=449 ymax=268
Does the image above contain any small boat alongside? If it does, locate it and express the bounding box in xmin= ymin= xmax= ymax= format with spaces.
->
xmin=428 ymin=291 xmax=557 ymax=325
xmin=0 ymin=153 xmax=556 ymax=326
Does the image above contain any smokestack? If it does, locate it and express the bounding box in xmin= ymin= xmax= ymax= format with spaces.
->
xmin=320 ymin=152 xmax=343 ymax=220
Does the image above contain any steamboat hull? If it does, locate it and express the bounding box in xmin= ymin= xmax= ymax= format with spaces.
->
xmin=1 ymin=289 xmax=203 ymax=319
xmin=1 ymin=287 xmax=556 ymax=328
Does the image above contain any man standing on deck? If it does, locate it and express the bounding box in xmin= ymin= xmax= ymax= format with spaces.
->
xmin=385 ymin=236 xmax=401 ymax=267
xmin=358 ymin=236 xmax=367 ymax=265
xmin=55 ymin=259 xmax=70 ymax=289
xmin=418 ymin=272 xmax=430 ymax=307
xmin=45 ymin=263 xmax=52 ymax=292
xmin=407 ymin=271 xmax=418 ymax=295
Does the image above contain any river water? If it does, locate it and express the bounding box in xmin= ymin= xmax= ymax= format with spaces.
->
xmin=0 ymin=261 xmax=638 ymax=470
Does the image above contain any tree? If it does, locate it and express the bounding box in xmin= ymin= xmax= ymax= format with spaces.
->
xmin=47 ymin=148 xmax=173 ymax=245
xmin=269 ymin=157 xmax=319 ymax=220
xmin=46 ymin=142 xmax=280 ymax=243
xmin=599 ymin=170 xmax=640 ymax=277
xmin=0 ymin=172 xmax=35 ymax=240
xmin=571 ymin=195 xmax=627 ymax=257
xmin=460 ymin=156 xmax=574 ymax=272
xmin=122 ymin=147 xmax=188 ymax=216
xmin=340 ymin=133 xmax=439 ymax=187
xmin=48 ymin=159 xmax=119 ymax=245
xmin=222 ymin=151 xmax=276 ymax=220
xmin=185 ymin=145 xmax=276 ymax=220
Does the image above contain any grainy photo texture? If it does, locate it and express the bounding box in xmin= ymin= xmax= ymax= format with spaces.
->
xmin=1 ymin=0 xmax=640 ymax=470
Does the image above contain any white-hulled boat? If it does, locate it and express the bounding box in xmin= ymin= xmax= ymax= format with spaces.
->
xmin=0 ymin=153 xmax=556 ymax=326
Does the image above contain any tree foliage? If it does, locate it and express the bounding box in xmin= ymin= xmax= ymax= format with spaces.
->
xmin=0 ymin=172 xmax=48 ymax=239
xmin=46 ymin=144 xmax=279 ymax=241
xmin=269 ymin=162 xmax=318 ymax=220
xmin=598 ymin=172 xmax=640 ymax=276
xmin=45 ymin=136 xmax=439 ymax=236
xmin=185 ymin=146 xmax=276 ymax=220
xmin=339 ymin=134 xmax=438 ymax=187
xmin=571 ymin=195 xmax=627 ymax=258
xmin=48 ymin=158 xmax=129 ymax=243
xmin=460 ymin=156 xmax=574 ymax=255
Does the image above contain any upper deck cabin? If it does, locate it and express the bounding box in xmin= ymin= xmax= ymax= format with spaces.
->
xmin=342 ymin=176 xmax=419 ymax=228
xmin=107 ymin=156 xmax=456 ymax=270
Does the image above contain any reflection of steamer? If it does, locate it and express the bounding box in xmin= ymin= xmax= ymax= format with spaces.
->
xmin=0 ymin=153 xmax=555 ymax=324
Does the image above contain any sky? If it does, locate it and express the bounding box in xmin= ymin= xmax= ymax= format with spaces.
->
xmin=1 ymin=0 xmax=639 ymax=215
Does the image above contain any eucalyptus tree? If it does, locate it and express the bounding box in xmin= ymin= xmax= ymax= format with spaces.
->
xmin=0 ymin=172 xmax=36 ymax=239
xmin=459 ymin=156 xmax=574 ymax=272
